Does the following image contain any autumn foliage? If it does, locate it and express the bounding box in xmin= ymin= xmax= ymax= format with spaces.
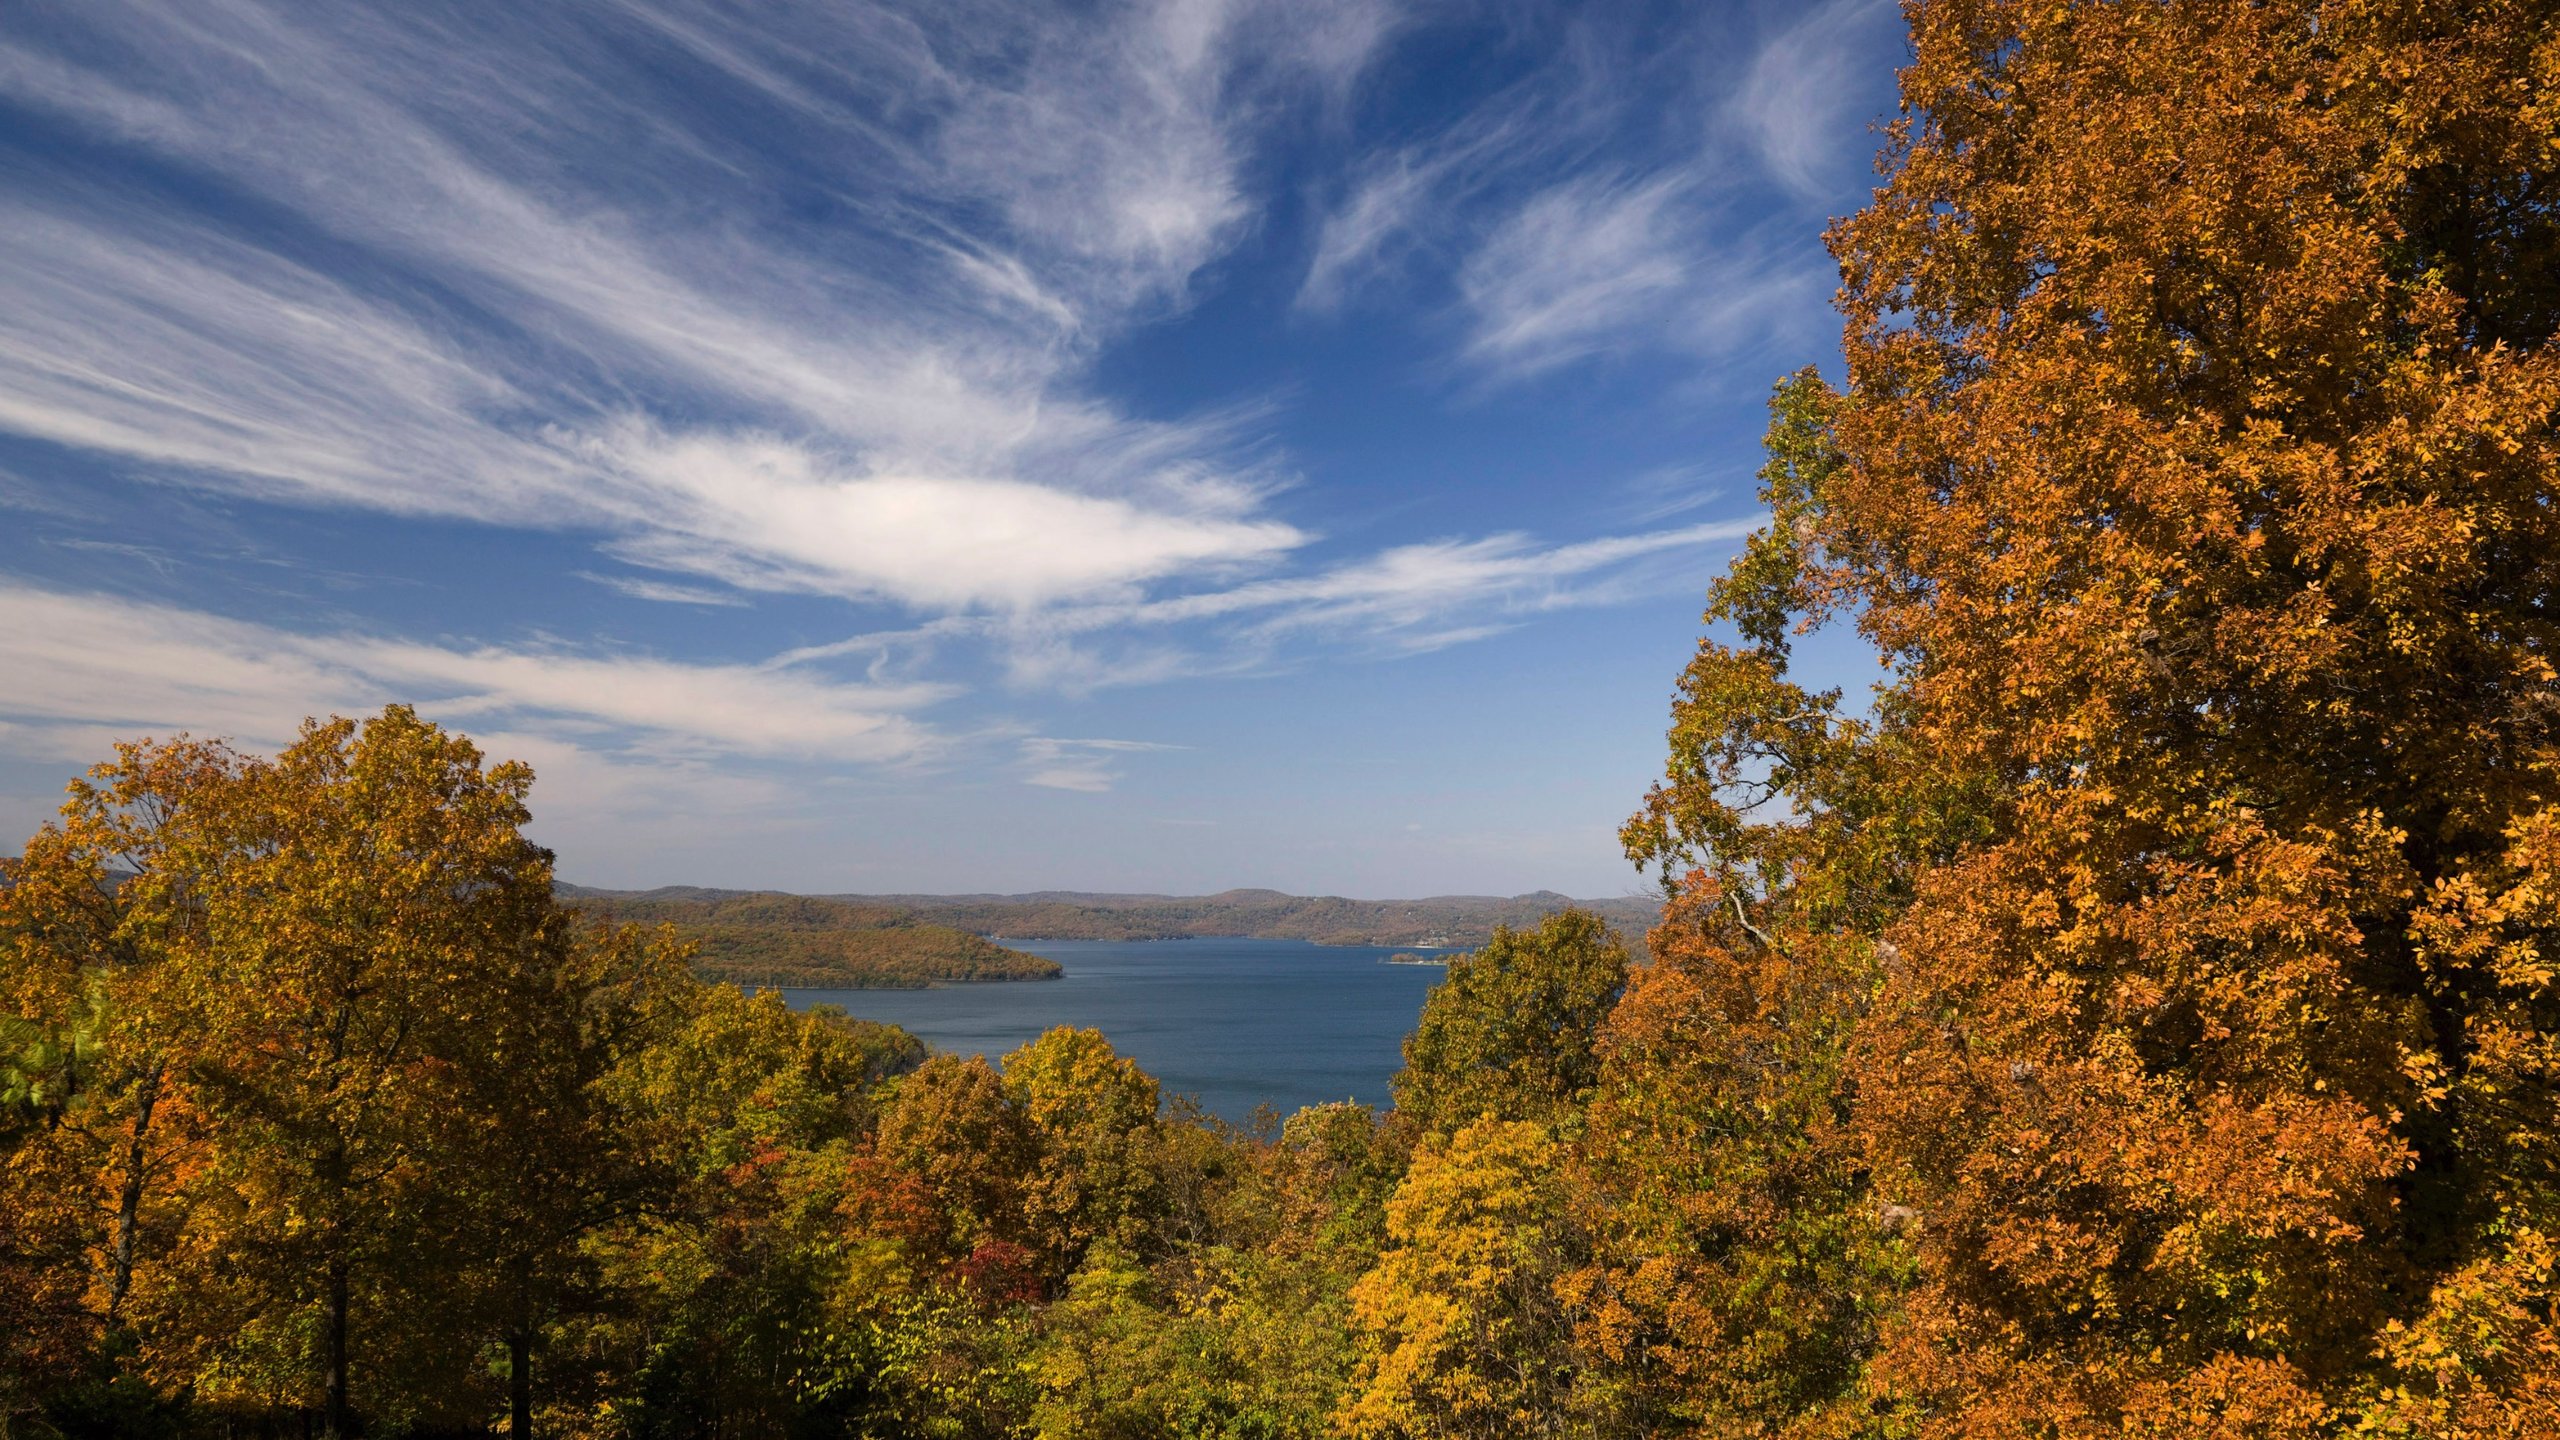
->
xmin=6 ymin=1 xmax=2557 ymax=1435
xmin=1606 ymin=0 xmax=2560 ymax=1433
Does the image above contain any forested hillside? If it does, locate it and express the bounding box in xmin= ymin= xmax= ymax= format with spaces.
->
xmin=564 ymin=889 xmax=1061 ymax=988
xmin=565 ymin=883 xmax=1658 ymax=949
xmin=5 ymin=2 xmax=2556 ymax=1437
xmin=846 ymin=888 xmax=1656 ymax=946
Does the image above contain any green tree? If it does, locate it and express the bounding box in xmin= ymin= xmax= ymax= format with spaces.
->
xmin=1028 ymin=1237 xmax=1359 ymax=1440
xmin=1392 ymin=911 xmax=1629 ymax=1137
xmin=1568 ymin=372 xmax=1946 ymax=1440
xmin=594 ymin=982 xmax=923 ymax=1437
xmin=1270 ymin=1102 xmax=1408 ymax=1271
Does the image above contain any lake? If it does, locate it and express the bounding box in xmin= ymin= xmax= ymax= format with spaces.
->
xmin=785 ymin=937 xmax=1452 ymax=1123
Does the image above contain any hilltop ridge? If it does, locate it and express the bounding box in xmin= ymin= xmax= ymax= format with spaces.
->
xmin=558 ymin=883 xmax=1659 ymax=950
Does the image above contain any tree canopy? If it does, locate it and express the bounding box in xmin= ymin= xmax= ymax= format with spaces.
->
xmin=5 ymin=2 xmax=2556 ymax=1434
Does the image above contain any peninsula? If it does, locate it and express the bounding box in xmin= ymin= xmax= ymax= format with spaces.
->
xmin=564 ymin=888 xmax=1060 ymax=989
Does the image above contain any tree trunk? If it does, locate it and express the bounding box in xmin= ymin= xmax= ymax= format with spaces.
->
xmin=324 ymin=1258 xmax=351 ymax=1439
xmin=103 ymin=1062 xmax=164 ymax=1324
xmin=509 ymin=1330 xmax=532 ymax=1440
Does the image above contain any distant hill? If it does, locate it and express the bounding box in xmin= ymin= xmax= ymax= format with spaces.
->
xmin=562 ymin=888 xmax=1062 ymax=989
xmin=563 ymin=883 xmax=1660 ymax=951
xmin=858 ymin=888 xmax=1659 ymax=947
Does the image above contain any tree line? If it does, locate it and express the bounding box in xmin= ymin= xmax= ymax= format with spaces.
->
xmin=565 ymin=891 xmax=1062 ymax=990
xmin=8 ymin=0 xmax=2558 ymax=1434
xmin=0 ymin=709 xmax=1623 ymax=1437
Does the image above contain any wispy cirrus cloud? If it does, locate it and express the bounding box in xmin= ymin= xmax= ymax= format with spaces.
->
xmin=1019 ymin=737 xmax=1184 ymax=793
xmin=1293 ymin=93 xmax=1557 ymax=317
xmin=0 ymin=583 xmax=895 ymax=873
xmin=1457 ymin=172 xmax=1697 ymax=375
xmin=0 ymin=0 xmax=1393 ymax=615
xmin=1294 ymin=0 xmax=1891 ymax=386
xmin=0 ymin=197 xmax=583 ymax=513
xmin=0 ymin=0 xmax=1799 ymax=871
xmin=1458 ymin=174 xmax=1822 ymax=379
xmin=1297 ymin=153 xmax=1445 ymax=314
xmin=1729 ymin=0 xmax=1900 ymax=200
xmin=0 ymin=0 xmax=1776 ymax=662
xmin=0 ymin=583 xmax=949 ymax=767
xmin=777 ymin=516 xmax=1766 ymax=695
xmin=573 ymin=572 xmax=753 ymax=609
xmin=1114 ymin=517 xmax=1764 ymax=648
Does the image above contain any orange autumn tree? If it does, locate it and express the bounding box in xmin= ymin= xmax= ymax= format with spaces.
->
xmin=0 ymin=710 xmax=627 ymax=1433
xmin=1572 ymin=374 xmax=1945 ymax=1439
xmin=0 ymin=737 xmax=249 ymax=1417
xmin=1609 ymin=0 xmax=2560 ymax=1434
xmin=129 ymin=708 xmax=575 ymax=1435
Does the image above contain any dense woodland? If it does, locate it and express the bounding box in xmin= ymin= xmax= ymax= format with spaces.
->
xmin=559 ymin=891 xmax=1061 ymax=990
xmin=550 ymin=883 xmax=1643 ymax=989
xmin=832 ymin=890 xmax=1660 ymax=949
xmin=7 ymin=0 xmax=2560 ymax=1435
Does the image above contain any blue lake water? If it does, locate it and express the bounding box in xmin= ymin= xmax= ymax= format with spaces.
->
xmin=785 ymin=937 xmax=1451 ymax=1123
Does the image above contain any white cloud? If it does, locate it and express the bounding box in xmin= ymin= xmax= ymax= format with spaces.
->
xmin=1288 ymin=2 xmax=1883 ymax=384
xmin=1299 ymin=154 xmax=1443 ymax=313
xmin=1018 ymin=736 xmax=1183 ymax=793
xmin=0 ymin=583 xmax=948 ymax=765
xmin=0 ymin=0 xmax=1395 ymax=616
xmin=1611 ymin=461 xmax=1725 ymax=524
xmin=744 ymin=515 xmax=1759 ymax=694
xmin=1457 ymin=173 xmax=1823 ymax=379
xmin=447 ymin=727 xmax=809 ymax=841
xmin=587 ymin=424 xmax=1303 ymax=610
xmin=573 ymin=572 xmax=752 ymax=608
xmin=1294 ymin=102 xmax=1549 ymax=314
xmin=916 ymin=516 xmax=1766 ymax=680
xmin=934 ymin=0 xmax=1251 ymax=314
xmin=0 ymin=0 xmax=1782 ymax=786
xmin=0 ymin=200 xmax=579 ymax=513
xmin=1139 ymin=518 xmax=1761 ymax=642
xmin=1460 ymin=173 xmax=1695 ymax=374
xmin=0 ymin=582 xmax=963 ymax=878
xmin=1729 ymin=0 xmax=1897 ymax=200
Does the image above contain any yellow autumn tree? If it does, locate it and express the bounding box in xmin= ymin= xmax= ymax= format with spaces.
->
xmin=1338 ymin=1118 xmax=1583 ymax=1439
xmin=0 ymin=734 xmax=279 ymax=1440
xmin=444 ymin=914 xmax=695 ymax=1440
xmin=126 ymin=708 xmax=564 ymax=1435
xmin=1004 ymin=1026 xmax=1165 ymax=1284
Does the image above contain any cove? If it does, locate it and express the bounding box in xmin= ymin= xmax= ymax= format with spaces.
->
xmin=785 ymin=936 xmax=1452 ymax=1123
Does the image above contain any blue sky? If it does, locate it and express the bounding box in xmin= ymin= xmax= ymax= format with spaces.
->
xmin=0 ymin=0 xmax=1902 ymax=898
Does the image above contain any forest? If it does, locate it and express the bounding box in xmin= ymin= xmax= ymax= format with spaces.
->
xmin=5 ymin=0 xmax=2558 ymax=1435
xmin=562 ymin=883 xmax=1656 ymax=956
xmin=557 ymin=891 xmax=1063 ymax=990
xmin=823 ymin=890 xmax=1660 ymax=949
